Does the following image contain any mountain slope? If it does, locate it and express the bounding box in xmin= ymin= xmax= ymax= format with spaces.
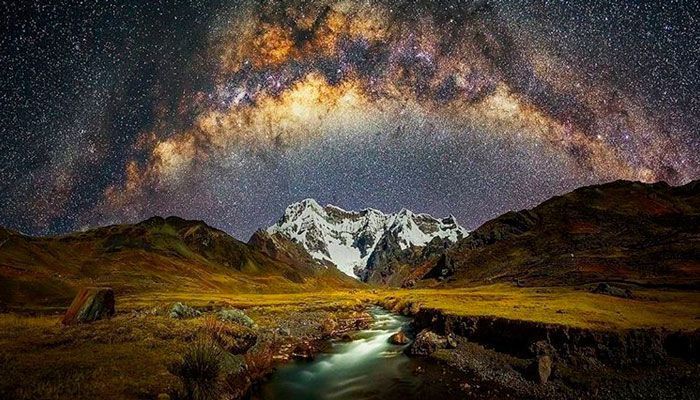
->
xmin=265 ymin=199 xmax=468 ymax=281
xmin=0 ymin=216 xmax=358 ymax=308
xmin=413 ymin=180 xmax=700 ymax=288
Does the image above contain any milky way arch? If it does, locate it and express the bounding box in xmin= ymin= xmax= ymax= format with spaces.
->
xmin=1 ymin=0 xmax=698 ymax=237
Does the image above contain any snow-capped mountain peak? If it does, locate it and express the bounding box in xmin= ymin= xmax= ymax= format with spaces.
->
xmin=267 ymin=200 xmax=468 ymax=278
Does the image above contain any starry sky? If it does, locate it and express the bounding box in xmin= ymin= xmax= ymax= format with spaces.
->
xmin=1 ymin=0 xmax=698 ymax=239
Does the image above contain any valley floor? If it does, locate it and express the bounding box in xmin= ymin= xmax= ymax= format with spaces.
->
xmin=0 ymin=285 xmax=698 ymax=399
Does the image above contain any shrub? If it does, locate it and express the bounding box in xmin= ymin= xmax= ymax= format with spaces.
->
xmin=217 ymin=308 xmax=255 ymax=328
xmin=169 ymin=341 xmax=223 ymax=400
xmin=242 ymin=341 xmax=277 ymax=379
xmin=169 ymin=302 xmax=201 ymax=319
xmin=201 ymin=317 xmax=257 ymax=354
xmin=220 ymin=341 xmax=277 ymax=399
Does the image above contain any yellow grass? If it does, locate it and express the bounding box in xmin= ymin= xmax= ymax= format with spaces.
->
xmin=123 ymin=284 xmax=700 ymax=331
xmin=378 ymin=284 xmax=700 ymax=331
xmin=121 ymin=290 xmax=367 ymax=310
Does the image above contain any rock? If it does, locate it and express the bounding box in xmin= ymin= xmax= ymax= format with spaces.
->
xmin=61 ymin=287 xmax=115 ymax=325
xmin=388 ymin=330 xmax=410 ymax=345
xmin=530 ymin=340 xmax=555 ymax=357
xmin=157 ymin=394 xmax=170 ymax=400
xmin=340 ymin=333 xmax=354 ymax=342
xmin=169 ymin=302 xmax=201 ymax=319
xmin=446 ymin=333 xmax=458 ymax=349
xmin=408 ymin=329 xmax=447 ymax=356
xmin=592 ymin=282 xmax=632 ymax=298
xmin=536 ymin=355 xmax=552 ymax=384
xmin=292 ymin=341 xmax=315 ymax=360
xmin=321 ymin=317 xmax=338 ymax=334
xmin=276 ymin=327 xmax=291 ymax=336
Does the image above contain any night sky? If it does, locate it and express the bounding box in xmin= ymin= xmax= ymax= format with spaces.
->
xmin=1 ymin=0 xmax=698 ymax=239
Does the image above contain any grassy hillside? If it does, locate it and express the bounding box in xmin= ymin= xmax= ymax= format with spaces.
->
xmin=0 ymin=216 xmax=360 ymax=309
xmin=414 ymin=180 xmax=700 ymax=288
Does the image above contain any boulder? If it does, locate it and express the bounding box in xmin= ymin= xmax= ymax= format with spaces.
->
xmin=169 ymin=302 xmax=201 ymax=319
xmin=62 ymin=287 xmax=115 ymax=325
xmin=388 ymin=330 xmax=410 ymax=345
xmin=292 ymin=341 xmax=315 ymax=360
xmin=218 ymin=308 xmax=255 ymax=328
xmin=408 ymin=329 xmax=447 ymax=356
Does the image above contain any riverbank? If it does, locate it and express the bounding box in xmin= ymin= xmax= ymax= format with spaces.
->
xmin=379 ymin=296 xmax=700 ymax=399
xmin=0 ymin=296 xmax=373 ymax=399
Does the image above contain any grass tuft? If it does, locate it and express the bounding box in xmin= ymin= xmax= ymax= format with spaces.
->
xmin=169 ymin=340 xmax=224 ymax=400
xmin=201 ymin=317 xmax=257 ymax=354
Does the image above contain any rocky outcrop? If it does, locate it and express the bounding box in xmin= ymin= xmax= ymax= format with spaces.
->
xmin=61 ymin=287 xmax=115 ymax=325
xmin=408 ymin=329 xmax=448 ymax=355
xmin=218 ymin=308 xmax=255 ymax=328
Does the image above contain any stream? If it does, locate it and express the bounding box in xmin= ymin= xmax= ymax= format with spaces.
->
xmin=254 ymin=307 xmax=466 ymax=400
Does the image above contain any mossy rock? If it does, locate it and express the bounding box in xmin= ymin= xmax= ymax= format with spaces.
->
xmin=217 ymin=308 xmax=255 ymax=328
xmin=169 ymin=302 xmax=201 ymax=319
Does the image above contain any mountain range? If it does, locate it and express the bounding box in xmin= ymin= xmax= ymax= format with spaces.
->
xmin=1 ymin=179 xmax=698 ymax=309
xmin=261 ymin=199 xmax=467 ymax=280
xmin=259 ymin=180 xmax=700 ymax=287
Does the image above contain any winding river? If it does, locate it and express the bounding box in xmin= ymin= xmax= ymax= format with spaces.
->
xmin=254 ymin=307 xmax=465 ymax=400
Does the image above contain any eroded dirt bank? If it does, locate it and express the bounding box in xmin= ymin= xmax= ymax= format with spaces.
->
xmin=380 ymin=298 xmax=700 ymax=400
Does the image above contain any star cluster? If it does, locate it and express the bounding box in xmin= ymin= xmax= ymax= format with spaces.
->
xmin=1 ymin=0 xmax=698 ymax=238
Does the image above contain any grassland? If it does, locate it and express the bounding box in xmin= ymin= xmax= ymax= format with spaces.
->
xmin=0 ymin=292 xmax=369 ymax=400
xmin=119 ymin=284 xmax=700 ymax=331
xmin=1 ymin=284 xmax=698 ymax=399
xmin=378 ymin=284 xmax=700 ymax=331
